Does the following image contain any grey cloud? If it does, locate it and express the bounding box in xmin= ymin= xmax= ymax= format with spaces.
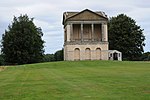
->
xmin=0 ymin=0 xmax=150 ymax=53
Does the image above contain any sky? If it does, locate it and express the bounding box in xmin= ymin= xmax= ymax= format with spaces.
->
xmin=0 ymin=0 xmax=150 ymax=54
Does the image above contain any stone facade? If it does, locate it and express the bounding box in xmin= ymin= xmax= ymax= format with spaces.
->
xmin=63 ymin=9 xmax=112 ymax=61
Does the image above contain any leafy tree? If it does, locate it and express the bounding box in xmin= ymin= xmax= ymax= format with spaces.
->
xmin=43 ymin=54 xmax=55 ymax=62
xmin=54 ymin=49 xmax=64 ymax=61
xmin=140 ymin=52 xmax=150 ymax=61
xmin=108 ymin=14 xmax=145 ymax=60
xmin=1 ymin=14 xmax=44 ymax=65
xmin=0 ymin=54 xmax=4 ymax=65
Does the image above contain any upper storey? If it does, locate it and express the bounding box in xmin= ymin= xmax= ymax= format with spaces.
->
xmin=62 ymin=9 xmax=108 ymax=25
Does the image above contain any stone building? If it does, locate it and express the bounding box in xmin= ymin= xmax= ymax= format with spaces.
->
xmin=62 ymin=9 xmax=122 ymax=61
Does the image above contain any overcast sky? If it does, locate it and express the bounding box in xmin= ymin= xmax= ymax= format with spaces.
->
xmin=0 ymin=0 xmax=150 ymax=54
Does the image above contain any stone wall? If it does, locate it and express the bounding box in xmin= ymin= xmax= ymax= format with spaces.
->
xmin=64 ymin=43 xmax=108 ymax=61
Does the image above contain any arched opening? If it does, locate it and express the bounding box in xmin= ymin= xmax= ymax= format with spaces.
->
xmin=113 ymin=52 xmax=118 ymax=60
xmin=85 ymin=48 xmax=91 ymax=60
xmin=74 ymin=48 xmax=80 ymax=60
xmin=96 ymin=48 xmax=101 ymax=60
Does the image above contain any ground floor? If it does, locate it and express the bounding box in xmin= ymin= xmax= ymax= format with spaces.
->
xmin=64 ymin=44 xmax=122 ymax=61
xmin=64 ymin=44 xmax=108 ymax=61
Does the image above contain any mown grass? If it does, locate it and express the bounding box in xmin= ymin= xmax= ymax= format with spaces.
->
xmin=0 ymin=61 xmax=150 ymax=100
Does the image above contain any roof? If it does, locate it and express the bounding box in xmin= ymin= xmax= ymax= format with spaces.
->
xmin=108 ymin=50 xmax=122 ymax=53
xmin=62 ymin=9 xmax=108 ymax=25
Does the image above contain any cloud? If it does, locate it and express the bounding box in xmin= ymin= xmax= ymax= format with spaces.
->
xmin=0 ymin=0 xmax=150 ymax=53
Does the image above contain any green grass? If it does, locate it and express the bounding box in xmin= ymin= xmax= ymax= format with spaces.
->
xmin=0 ymin=61 xmax=150 ymax=100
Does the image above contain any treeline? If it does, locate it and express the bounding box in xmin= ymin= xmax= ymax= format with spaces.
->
xmin=1 ymin=51 xmax=150 ymax=65
xmin=0 ymin=49 xmax=64 ymax=65
xmin=42 ymin=49 xmax=64 ymax=62
xmin=140 ymin=52 xmax=150 ymax=61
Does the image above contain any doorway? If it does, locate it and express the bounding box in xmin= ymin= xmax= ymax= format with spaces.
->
xmin=113 ymin=52 xmax=118 ymax=60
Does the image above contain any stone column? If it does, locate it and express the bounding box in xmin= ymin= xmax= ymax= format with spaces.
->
xmin=66 ymin=24 xmax=71 ymax=41
xmin=103 ymin=23 xmax=108 ymax=41
xmin=64 ymin=29 xmax=66 ymax=42
xmin=91 ymin=24 xmax=94 ymax=41
xmin=101 ymin=23 xmax=104 ymax=41
xmin=70 ymin=23 xmax=73 ymax=41
xmin=81 ymin=24 xmax=83 ymax=41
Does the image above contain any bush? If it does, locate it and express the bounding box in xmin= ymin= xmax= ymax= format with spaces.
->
xmin=54 ymin=49 xmax=64 ymax=61
xmin=0 ymin=55 xmax=5 ymax=65
xmin=43 ymin=54 xmax=55 ymax=62
xmin=140 ymin=52 xmax=150 ymax=61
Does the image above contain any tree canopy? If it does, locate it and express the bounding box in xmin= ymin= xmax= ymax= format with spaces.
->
xmin=54 ymin=49 xmax=64 ymax=61
xmin=108 ymin=14 xmax=145 ymax=60
xmin=1 ymin=14 xmax=44 ymax=64
xmin=43 ymin=54 xmax=55 ymax=62
xmin=140 ymin=52 xmax=150 ymax=61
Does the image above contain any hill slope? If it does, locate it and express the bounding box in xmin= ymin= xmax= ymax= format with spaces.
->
xmin=0 ymin=61 xmax=150 ymax=100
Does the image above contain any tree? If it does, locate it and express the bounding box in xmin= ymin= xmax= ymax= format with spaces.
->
xmin=1 ymin=15 xmax=44 ymax=64
xmin=140 ymin=52 xmax=150 ymax=61
xmin=0 ymin=54 xmax=4 ymax=65
xmin=108 ymin=14 xmax=145 ymax=60
xmin=43 ymin=54 xmax=55 ymax=62
xmin=54 ymin=49 xmax=64 ymax=61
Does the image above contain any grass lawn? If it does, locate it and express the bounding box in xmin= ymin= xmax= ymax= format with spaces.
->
xmin=0 ymin=61 xmax=150 ymax=100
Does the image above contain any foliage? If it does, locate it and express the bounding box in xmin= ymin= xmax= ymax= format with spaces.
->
xmin=54 ymin=49 xmax=64 ymax=61
xmin=42 ymin=49 xmax=64 ymax=62
xmin=43 ymin=54 xmax=55 ymax=62
xmin=0 ymin=54 xmax=5 ymax=65
xmin=140 ymin=52 xmax=150 ymax=61
xmin=1 ymin=15 xmax=44 ymax=65
xmin=0 ymin=61 xmax=150 ymax=100
xmin=108 ymin=14 xmax=145 ymax=61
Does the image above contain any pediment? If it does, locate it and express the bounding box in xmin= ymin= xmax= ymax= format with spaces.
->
xmin=68 ymin=10 xmax=107 ymax=21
